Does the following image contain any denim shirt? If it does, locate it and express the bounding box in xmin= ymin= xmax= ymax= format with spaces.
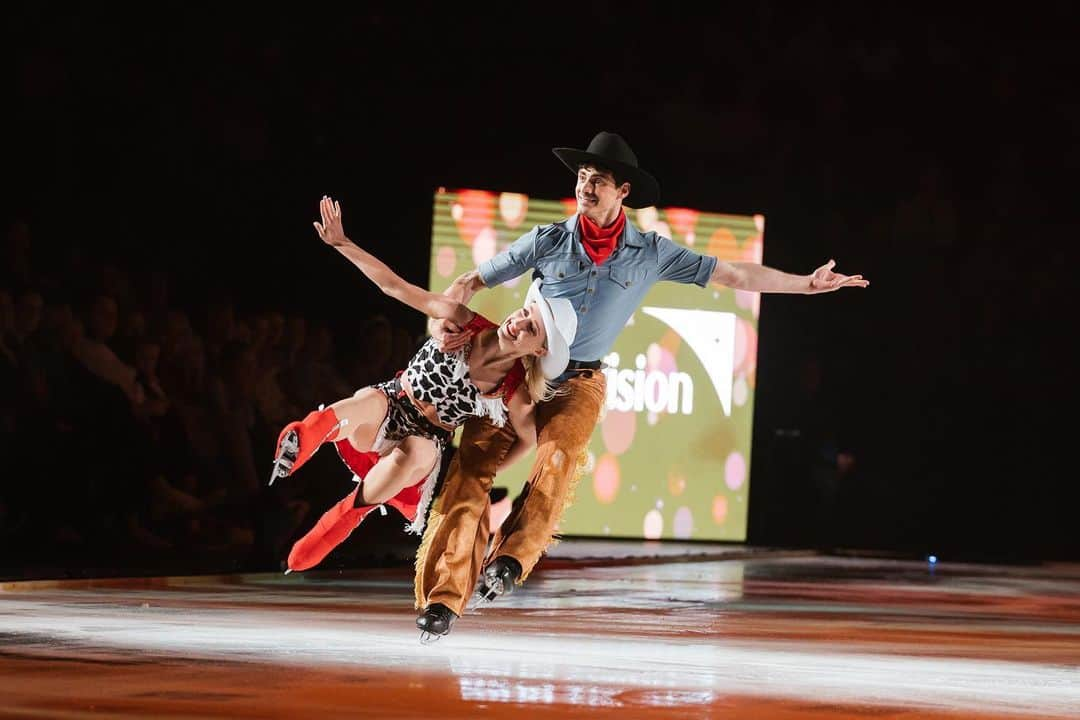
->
xmin=479 ymin=214 xmax=717 ymax=362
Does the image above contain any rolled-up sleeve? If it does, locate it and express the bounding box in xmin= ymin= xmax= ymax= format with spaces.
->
xmin=479 ymin=226 xmax=538 ymax=287
xmin=656 ymin=235 xmax=717 ymax=287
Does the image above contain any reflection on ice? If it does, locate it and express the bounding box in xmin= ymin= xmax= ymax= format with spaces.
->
xmin=458 ymin=678 xmax=620 ymax=707
xmin=1 ymin=552 xmax=1078 ymax=718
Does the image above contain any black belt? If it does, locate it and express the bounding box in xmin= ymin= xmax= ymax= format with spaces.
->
xmin=565 ymin=359 xmax=602 ymax=371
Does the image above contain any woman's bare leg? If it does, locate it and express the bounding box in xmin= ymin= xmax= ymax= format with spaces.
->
xmin=328 ymin=387 xmax=388 ymax=451
xmin=360 ymin=435 xmax=439 ymax=504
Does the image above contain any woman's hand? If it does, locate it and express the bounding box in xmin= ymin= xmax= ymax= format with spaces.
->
xmin=313 ymin=195 xmax=349 ymax=248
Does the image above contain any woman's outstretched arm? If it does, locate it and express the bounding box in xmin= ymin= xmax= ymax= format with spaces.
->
xmin=313 ymin=195 xmax=474 ymax=326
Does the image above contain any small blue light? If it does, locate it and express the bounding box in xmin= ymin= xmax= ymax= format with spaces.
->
xmin=928 ymin=555 xmax=938 ymax=564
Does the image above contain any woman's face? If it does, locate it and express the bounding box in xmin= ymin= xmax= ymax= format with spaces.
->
xmin=498 ymin=302 xmax=549 ymax=357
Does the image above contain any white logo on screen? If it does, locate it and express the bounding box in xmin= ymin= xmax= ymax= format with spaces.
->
xmin=601 ymin=308 xmax=736 ymax=417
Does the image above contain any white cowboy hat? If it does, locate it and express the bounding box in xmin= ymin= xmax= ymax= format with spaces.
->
xmin=525 ymin=278 xmax=577 ymax=379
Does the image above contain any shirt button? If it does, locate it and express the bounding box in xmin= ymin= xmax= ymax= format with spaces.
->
xmin=581 ymin=306 xmax=588 ymax=313
xmin=591 ymin=270 xmax=597 ymax=276
xmin=587 ymin=288 xmax=594 ymax=294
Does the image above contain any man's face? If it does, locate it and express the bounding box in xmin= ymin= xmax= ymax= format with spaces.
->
xmin=575 ymin=165 xmax=629 ymax=219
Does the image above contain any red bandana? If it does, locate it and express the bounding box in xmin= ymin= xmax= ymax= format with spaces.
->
xmin=578 ymin=211 xmax=625 ymax=266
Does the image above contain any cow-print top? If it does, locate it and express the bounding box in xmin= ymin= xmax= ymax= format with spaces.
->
xmin=404 ymin=313 xmax=526 ymax=428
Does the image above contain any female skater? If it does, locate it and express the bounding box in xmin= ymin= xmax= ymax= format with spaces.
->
xmin=270 ymin=196 xmax=577 ymax=580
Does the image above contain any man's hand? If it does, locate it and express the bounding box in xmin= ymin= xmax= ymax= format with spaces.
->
xmin=808 ymin=259 xmax=868 ymax=293
xmin=313 ymin=195 xmax=349 ymax=248
xmin=428 ymin=269 xmax=488 ymax=350
xmin=430 ymin=317 xmax=471 ymax=352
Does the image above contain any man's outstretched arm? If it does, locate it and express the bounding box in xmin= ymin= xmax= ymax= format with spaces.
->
xmin=711 ymin=258 xmax=868 ymax=294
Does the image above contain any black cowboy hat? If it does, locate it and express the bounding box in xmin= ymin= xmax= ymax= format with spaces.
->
xmin=552 ymin=131 xmax=661 ymax=209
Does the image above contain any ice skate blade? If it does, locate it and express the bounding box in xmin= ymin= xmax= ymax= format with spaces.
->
xmin=268 ymin=431 xmax=300 ymax=486
xmin=482 ymin=577 xmax=506 ymax=598
xmin=466 ymin=587 xmax=498 ymax=612
xmin=268 ymin=458 xmax=293 ymax=486
xmin=419 ymin=631 xmax=445 ymax=645
xmin=465 ymin=596 xmax=488 ymax=613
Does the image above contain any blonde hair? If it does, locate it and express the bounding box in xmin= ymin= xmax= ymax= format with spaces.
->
xmin=521 ymin=354 xmax=560 ymax=403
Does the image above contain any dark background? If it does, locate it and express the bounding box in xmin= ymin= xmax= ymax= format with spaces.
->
xmin=3 ymin=3 xmax=1077 ymax=579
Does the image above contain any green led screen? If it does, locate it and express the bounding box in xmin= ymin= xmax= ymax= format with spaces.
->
xmin=429 ymin=189 xmax=764 ymax=541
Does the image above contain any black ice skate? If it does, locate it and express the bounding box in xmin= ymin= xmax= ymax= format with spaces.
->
xmin=268 ymin=429 xmax=300 ymax=486
xmin=474 ymin=556 xmax=523 ymax=606
xmin=417 ymin=603 xmax=458 ymax=644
